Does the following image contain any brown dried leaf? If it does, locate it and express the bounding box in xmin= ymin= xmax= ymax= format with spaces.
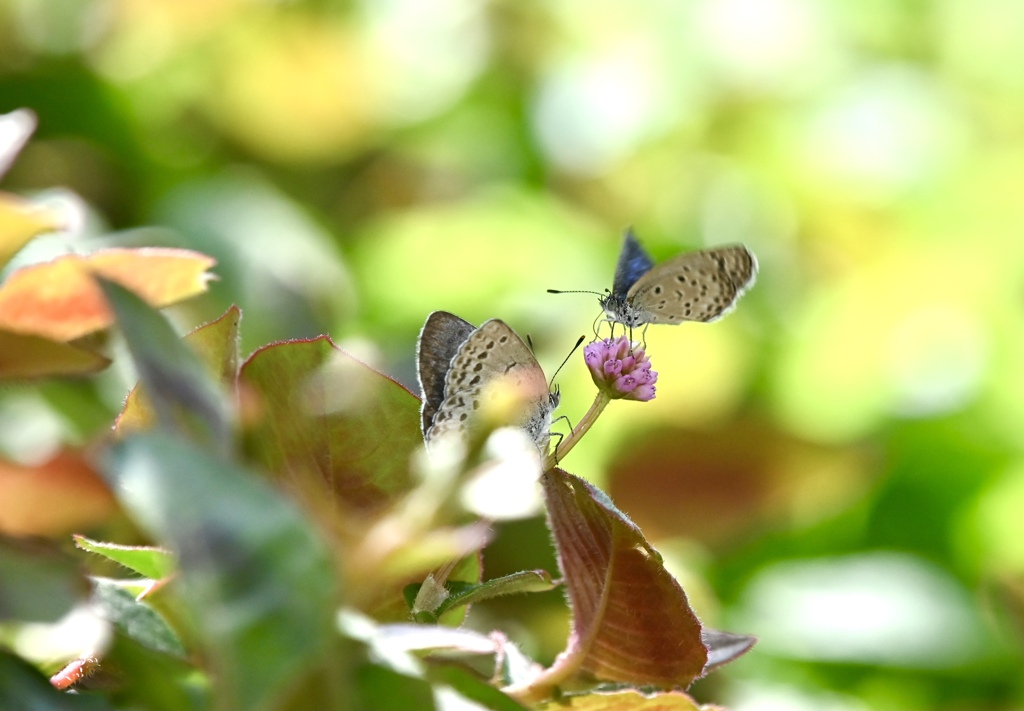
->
xmin=507 ymin=468 xmax=707 ymax=704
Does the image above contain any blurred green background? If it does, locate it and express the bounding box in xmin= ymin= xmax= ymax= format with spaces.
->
xmin=3 ymin=0 xmax=1024 ymax=708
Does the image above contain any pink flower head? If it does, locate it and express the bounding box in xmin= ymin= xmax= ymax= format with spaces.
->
xmin=583 ymin=336 xmax=657 ymax=401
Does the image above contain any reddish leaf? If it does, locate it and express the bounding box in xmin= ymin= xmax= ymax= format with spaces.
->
xmin=507 ymin=468 xmax=707 ymax=703
xmin=239 ymin=336 xmax=421 ymax=513
xmin=0 ymin=248 xmax=216 ymax=342
xmin=114 ymin=305 xmax=241 ymax=434
xmin=0 ymin=451 xmax=117 ymax=536
xmin=0 ymin=330 xmax=109 ymax=380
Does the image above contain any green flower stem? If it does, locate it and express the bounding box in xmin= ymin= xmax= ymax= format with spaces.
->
xmin=545 ymin=390 xmax=610 ymax=470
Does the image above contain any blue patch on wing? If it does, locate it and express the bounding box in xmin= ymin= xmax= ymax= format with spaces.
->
xmin=611 ymin=227 xmax=655 ymax=297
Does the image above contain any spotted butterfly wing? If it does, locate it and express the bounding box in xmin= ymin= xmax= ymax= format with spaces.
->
xmin=599 ymin=229 xmax=757 ymax=328
xmin=416 ymin=312 xmax=558 ymax=450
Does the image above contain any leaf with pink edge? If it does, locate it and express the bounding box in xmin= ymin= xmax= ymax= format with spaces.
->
xmin=238 ymin=336 xmax=422 ymax=514
xmin=506 ymin=468 xmax=711 ymax=704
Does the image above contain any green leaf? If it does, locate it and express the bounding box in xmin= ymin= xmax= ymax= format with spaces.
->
xmin=407 ymin=570 xmax=558 ymax=622
xmin=425 ymin=665 xmax=529 ymax=711
xmin=403 ymin=554 xmax=483 ymax=625
xmin=341 ymin=609 xmax=528 ymax=711
xmin=100 ymin=432 xmax=340 ymax=711
xmin=92 ymin=578 xmax=186 ymax=658
xmin=99 ymin=633 xmax=209 ymax=711
xmin=0 ymin=536 xmax=88 ymax=622
xmin=438 ymin=570 xmax=558 ymax=616
xmin=74 ymin=535 xmax=176 ymax=580
xmin=0 ymin=650 xmax=110 ymax=711
xmin=98 ymin=279 xmax=231 ymax=453
xmin=114 ymin=305 xmax=241 ymax=435
xmin=182 ymin=304 xmax=241 ymax=384
xmin=353 ymin=661 xmax=436 ymax=711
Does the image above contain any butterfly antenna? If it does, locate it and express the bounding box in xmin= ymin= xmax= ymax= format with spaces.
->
xmin=547 ymin=339 xmax=581 ymax=464
xmin=546 ymin=288 xmax=605 ymax=296
xmin=548 ymin=335 xmax=585 ymax=390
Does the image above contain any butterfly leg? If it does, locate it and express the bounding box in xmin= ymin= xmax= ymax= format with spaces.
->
xmin=551 ymin=413 xmax=574 ymax=433
xmin=548 ymin=414 xmax=575 ymax=463
xmin=548 ymin=430 xmax=564 ymax=463
xmin=608 ymin=318 xmax=623 ymax=340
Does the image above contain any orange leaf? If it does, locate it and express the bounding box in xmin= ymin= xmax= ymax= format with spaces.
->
xmin=0 ymin=330 xmax=110 ymax=380
xmin=0 ymin=248 xmax=216 ymax=341
xmin=0 ymin=451 xmax=117 ymax=536
xmin=0 ymin=192 xmax=67 ymax=269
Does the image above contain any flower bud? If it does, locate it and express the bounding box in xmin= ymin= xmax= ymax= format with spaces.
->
xmin=583 ymin=336 xmax=657 ymax=401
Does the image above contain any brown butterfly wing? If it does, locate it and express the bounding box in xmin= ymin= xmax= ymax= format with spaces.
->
xmin=626 ymin=244 xmax=757 ymax=325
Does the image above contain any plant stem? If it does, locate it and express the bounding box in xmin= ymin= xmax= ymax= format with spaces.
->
xmin=544 ymin=390 xmax=610 ymax=471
